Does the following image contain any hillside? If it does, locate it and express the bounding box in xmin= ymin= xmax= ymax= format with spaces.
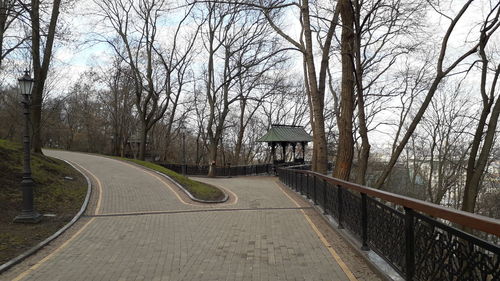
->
xmin=0 ymin=140 xmax=87 ymax=265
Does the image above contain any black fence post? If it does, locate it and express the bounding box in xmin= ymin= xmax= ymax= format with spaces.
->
xmin=303 ymin=174 xmax=307 ymax=195
xmin=295 ymin=174 xmax=304 ymax=192
xmin=307 ymin=174 xmax=311 ymax=199
xmin=303 ymin=173 xmax=306 ymax=195
xmin=307 ymin=173 xmax=311 ymax=195
xmin=293 ymin=173 xmax=299 ymax=190
xmin=338 ymin=185 xmax=344 ymax=229
xmin=286 ymin=169 xmax=291 ymax=186
xmin=313 ymin=175 xmax=318 ymax=205
xmin=287 ymin=169 xmax=290 ymax=186
xmin=404 ymin=207 xmax=415 ymax=281
xmin=361 ymin=193 xmax=369 ymax=251
xmin=323 ymin=179 xmax=327 ymax=214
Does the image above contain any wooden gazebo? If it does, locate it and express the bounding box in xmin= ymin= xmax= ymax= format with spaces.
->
xmin=257 ymin=124 xmax=312 ymax=164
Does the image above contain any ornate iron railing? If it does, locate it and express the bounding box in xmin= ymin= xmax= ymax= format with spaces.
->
xmin=277 ymin=168 xmax=500 ymax=281
xmin=156 ymin=163 xmax=272 ymax=177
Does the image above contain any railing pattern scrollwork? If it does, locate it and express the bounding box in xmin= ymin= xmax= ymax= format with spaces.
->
xmin=277 ymin=168 xmax=500 ymax=281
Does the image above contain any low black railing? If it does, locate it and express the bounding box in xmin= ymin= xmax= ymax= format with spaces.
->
xmin=157 ymin=163 xmax=272 ymax=177
xmin=278 ymin=168 xmax=500 ymax=281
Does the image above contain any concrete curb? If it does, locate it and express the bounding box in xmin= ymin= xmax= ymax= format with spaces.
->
xmin=0 ymin=158 xmax=92 ymax=274
xmin=152 ymin=170 xmax=229 ymax=203
xmin=121 ymin=161 xmax=229 ymax=204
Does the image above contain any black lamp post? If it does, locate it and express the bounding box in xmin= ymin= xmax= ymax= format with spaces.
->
xmin=182 ymin=131 xmax=186 ymax=165
xmin=13 ymin=70 xmax=41 ymax=223
xmin=180 ymin=125 xmax=187 ymax=175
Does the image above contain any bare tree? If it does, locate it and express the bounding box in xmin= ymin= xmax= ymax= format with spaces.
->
xmin=231 ymin=63 xmax=287 ymax=164
xmin=219 ymin=0 xmax=339 ymax=173
xmin=0 ymin=0 xmax=27 ymax=70
xmin=260 ymin=76 xmax=309 ymax=128
xmin=155 ymin=15 xmax=198 ymax=161
xmin=30 ymin=0 xmax=62 ymax=153
xmin=198 ymin=2 xmax=284 ymax=176
xmin=373 ymin=0 xmax=498 ymax=188
xmin=97 ymin=57 xmax=136 ymax=157
xmin=349 ymin=0 xmax=426 ymax=184
xmin=408 ymin=87 xmax=473 ymax=204
xmin=333 ymin=0 xmax=355 ymax=180
xmin=462 ymin=3 xmax=500 ymax=213
xmin=94 ymin=0 xmax=194 ymax=160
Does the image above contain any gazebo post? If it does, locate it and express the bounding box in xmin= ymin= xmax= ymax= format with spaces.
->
xmin=292 ymin=143 xmax=296 ymax=162
xmin=270 ymin=142 xmax=277 ymax=163
xmin=302 ymin=142 xmax=306 ymax=161
xmin=281 ymin=142 xmax=286 ymax=162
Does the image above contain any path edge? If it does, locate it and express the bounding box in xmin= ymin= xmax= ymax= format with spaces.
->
xmin=153 ymin=170 xmax=229 ymax=203
xmin=275 ymin=179 xmax=397 ymax=281
xmin=121 ymin=160 xmax=229 ymax=204
xmin=0 ymin=158 xmax=92 ymax=274
xmin=141 ymin=165 xmax=229 ymax=204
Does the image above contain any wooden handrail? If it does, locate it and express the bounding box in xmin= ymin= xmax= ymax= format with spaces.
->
xmin=282 ymin=168 xmax=500 ymax=237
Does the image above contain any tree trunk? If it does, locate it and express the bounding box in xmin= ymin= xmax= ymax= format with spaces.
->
xmin=355 ymin=93 xmax=370 ymax=185
xmin=31 ymin=0 xmax=61 ymax=154
xmin=353 ymin=1 xmax=369 ymax=185
xmin=301 ymin=0 xmax=328 ymax=174
xmin=234 ymin=99 xmax=246 ymax=165
xmin=139 ymin=121 xmax=147 ymax=160
xmin=462 ymin=94 xmax=500 ymax=212
xmin=303 ymin=55 xmax=317 ymax=169
xmin=0 ymin=0 xmax=7 ymax=69
xmin=333 ymin=0 xmax=355 ymax=180
xmin=207 ymin=141 xmax=217 ymax=177
xmin=462 ymin=54 xmax=500 ymax=212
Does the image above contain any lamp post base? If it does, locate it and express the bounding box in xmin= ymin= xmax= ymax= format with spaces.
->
xmin=13 ymin=211 xmax=42 ymax=223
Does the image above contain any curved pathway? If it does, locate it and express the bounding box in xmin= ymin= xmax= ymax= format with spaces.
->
xmin=1 ymin=151 xmax=379 ymax=281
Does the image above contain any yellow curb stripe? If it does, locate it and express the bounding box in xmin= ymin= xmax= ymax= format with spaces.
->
xmin=12 ymin=163 xmax=103 ymax=281
xmin=119 ymin=161 xmax=196 ymax=206
xmin=118 ymin=160 xmax=239 ymax=207
xmin=301 ymin=211 xmax=358 ymax=281
xmin=274 ymin=181 xmax=358 ymax=281
xmin=74 ymin=164 xmax=103 ymax=215
xmin=196 ymin=180 xmax=239 ymax=206
xmin=11 ymin=218 xmax=96 ymax=281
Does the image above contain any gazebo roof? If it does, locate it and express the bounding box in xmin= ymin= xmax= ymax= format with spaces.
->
xmin=257 ymin=125 xmax=312 ymax=143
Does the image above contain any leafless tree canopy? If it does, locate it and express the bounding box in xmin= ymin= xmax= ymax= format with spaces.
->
xmin=0 ymin=0 xmax=499 ymax=218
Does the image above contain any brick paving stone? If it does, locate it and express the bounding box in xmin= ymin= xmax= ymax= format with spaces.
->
xmin=0 ymin=151 xmax=380 ymax=281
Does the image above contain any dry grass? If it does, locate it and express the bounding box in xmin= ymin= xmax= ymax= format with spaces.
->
xmin=0 ymin=140 xmax=87 ymax=265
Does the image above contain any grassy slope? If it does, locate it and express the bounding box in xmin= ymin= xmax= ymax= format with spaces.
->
xmin=0 ymin=140 xmax=87 ymax=265
xmin=119 ymin=158 xmax=225 ymax=201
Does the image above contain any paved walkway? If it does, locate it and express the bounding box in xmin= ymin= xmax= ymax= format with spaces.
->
xmin=1 ymin=151 xmax=378 ymax=281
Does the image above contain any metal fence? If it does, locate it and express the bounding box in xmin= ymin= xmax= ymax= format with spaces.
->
xmin=156 ymin=163 xmax=273 ymax=177
xmin=278 ymin=168 xmax=500 ymax=281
